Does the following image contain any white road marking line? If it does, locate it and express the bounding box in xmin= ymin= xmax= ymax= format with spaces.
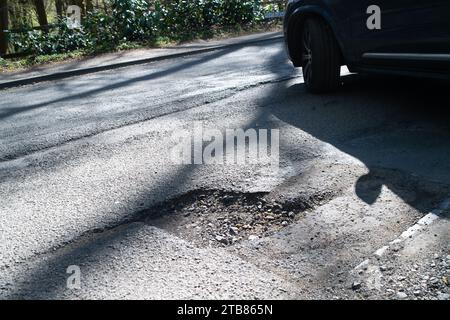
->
xmin=351 ymin=196 xmax=450 ymax=291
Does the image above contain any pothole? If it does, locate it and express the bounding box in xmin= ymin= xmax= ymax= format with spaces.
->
xmin=141 ymin=189 xmax=310 ymax=247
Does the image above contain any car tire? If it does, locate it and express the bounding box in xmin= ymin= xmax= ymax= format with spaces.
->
xmin=301 ymin=18 xmax=341 ymax=93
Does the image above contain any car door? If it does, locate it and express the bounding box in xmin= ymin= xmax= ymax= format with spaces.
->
xmin=349 ymin=0 xmax=450 ymax=60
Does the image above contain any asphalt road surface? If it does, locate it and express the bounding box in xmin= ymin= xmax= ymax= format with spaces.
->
xmin=0 ymin=38 xmax=449 ymax=299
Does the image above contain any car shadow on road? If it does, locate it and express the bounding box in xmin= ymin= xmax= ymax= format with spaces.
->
xmin=238 ymin=71 xmax=450 ymax=296
xmin=267 ymin=74 xmax=450 ymax=212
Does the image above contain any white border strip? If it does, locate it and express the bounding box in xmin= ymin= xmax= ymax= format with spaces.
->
xmin=375 ymin=195 xmax=450 ymax=259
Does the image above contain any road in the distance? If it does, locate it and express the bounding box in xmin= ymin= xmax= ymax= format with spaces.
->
xmin=0 ymin=38 xmax=449 ymax=299
xmin=0 ymin=39 xmax=297 ymax=161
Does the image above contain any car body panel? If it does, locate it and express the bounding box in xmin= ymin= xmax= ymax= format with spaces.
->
xmin=284 ymin=0 xmax=450 ymax=76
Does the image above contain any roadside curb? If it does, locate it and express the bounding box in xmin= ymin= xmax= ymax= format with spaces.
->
xmin=0 ymin=34 xmax=283 ymax=90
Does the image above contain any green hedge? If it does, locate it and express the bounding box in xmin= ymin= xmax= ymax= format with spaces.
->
xmin=9 ymin=0 xmax=269 ymax=56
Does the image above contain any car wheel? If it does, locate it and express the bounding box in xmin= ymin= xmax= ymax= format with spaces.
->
xmin=301 ymin=18 xmax=341 ymax=93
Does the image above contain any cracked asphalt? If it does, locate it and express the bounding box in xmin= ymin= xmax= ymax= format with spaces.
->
xmin=0 ymin=37 xmax=449 ymax=299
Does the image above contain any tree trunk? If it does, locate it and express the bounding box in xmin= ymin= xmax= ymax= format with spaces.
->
xmin=33 ymin=0 xmax=48 ymax=33
xmin=0 ymin=0 xmax=8 ymax=55
xmin=55 ymin=0 xmax=64 ymax=17
xmin=86 ymin=0 xmax=93 ymax=12
xmin=74 ymin=0 xmax=85 ymax=16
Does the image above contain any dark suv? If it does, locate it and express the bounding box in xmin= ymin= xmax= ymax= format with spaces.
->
xmin=284 ymin=0 xmax=450 ymax=92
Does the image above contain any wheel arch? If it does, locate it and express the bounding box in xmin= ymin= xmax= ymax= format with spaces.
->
xmin=286 ymin=6 xmax=346 ymax=67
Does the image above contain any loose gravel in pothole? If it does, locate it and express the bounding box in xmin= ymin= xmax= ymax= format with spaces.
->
xmin=142 ymin=190 xmax=307 ymax=247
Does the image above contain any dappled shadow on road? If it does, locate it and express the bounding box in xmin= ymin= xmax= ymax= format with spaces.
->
xmin=0 ymin=42 xmax=263 ymax=121
xmin=4 ymin=164 xmax=199 ymax=299
xmin=3 ymin=43 xmax=291 ymax=299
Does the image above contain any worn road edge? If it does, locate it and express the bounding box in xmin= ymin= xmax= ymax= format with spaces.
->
xmin=0 ymin=34 xmax=283 ymax=90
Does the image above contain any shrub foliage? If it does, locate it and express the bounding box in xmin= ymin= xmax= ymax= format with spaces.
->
xmin=9 ymin=0 xmax=270 ymax=55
